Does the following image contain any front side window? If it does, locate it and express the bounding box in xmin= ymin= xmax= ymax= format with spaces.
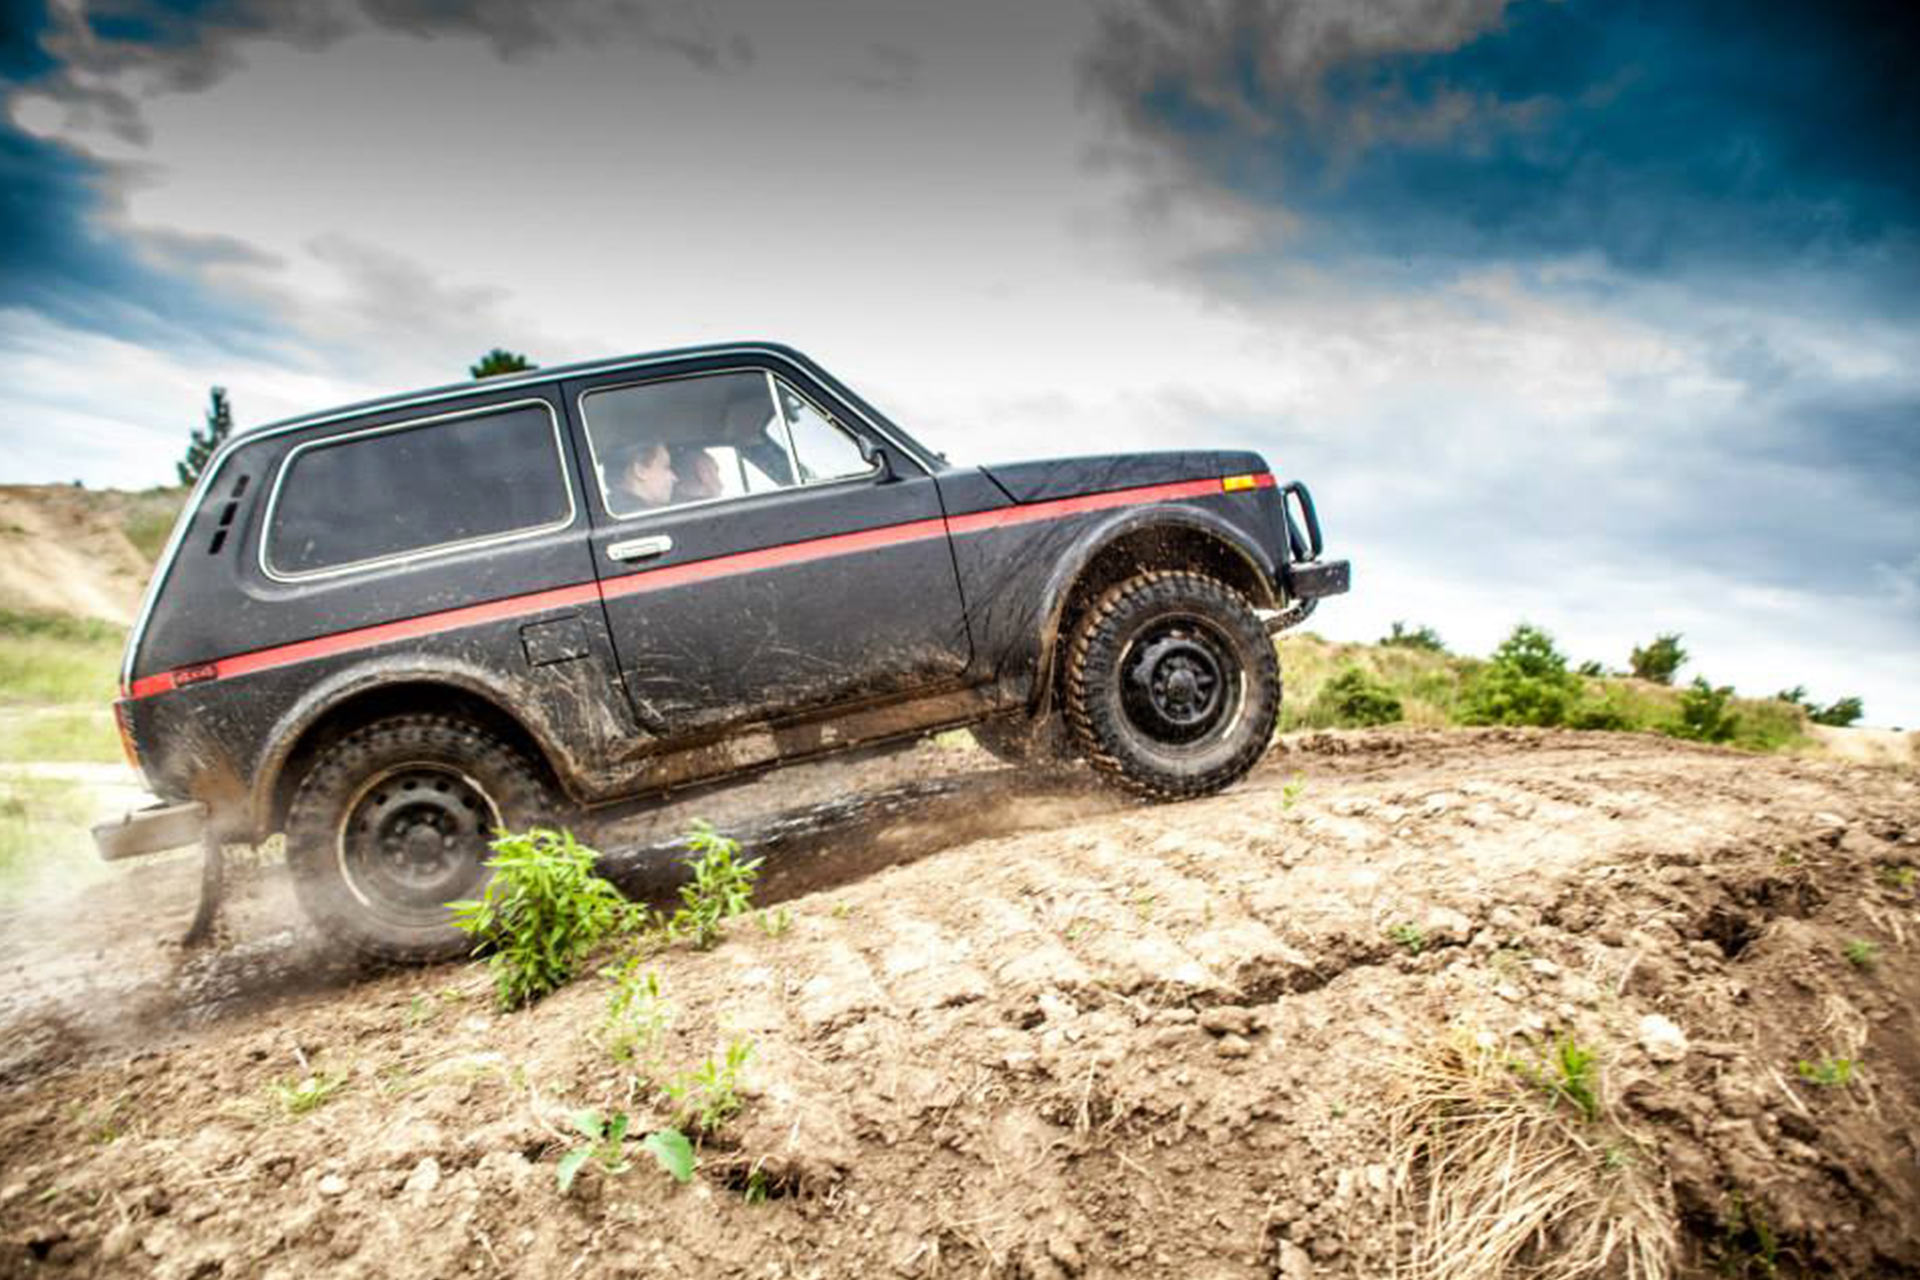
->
xmin=582 ymin=370 xmax=876 ymax=519
xmin=265 ymin=402 xmax=571 ymax=577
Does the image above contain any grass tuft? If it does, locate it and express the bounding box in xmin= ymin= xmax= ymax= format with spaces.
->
xmin=1390 ymin=1029 xmax=1673 ymax=1280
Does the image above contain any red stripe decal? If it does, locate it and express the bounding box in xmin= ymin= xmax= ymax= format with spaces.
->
xmin=947 ymin=477 xmax=1228 ymax=534
xmin=600 ymin=516 xmax=950 ymax=600
xmin=128 ymin=473 xmax=1265 ymax=698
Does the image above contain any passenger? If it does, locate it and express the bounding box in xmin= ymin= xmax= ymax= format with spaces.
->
xmin=609 ymin=439 xmax=676 ymax=510
xmin=671 ymin=445 xmax=723 ymax=504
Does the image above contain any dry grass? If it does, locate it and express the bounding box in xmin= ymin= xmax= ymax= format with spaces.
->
xmin=1389 ymin=1029 xmax=1675 ymax=1280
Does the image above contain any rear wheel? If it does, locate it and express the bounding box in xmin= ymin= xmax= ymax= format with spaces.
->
xmin=1064 ymin=572 xmax=1278 ymax=799
xmin=285 ymin=714 xmax=556 ymax=962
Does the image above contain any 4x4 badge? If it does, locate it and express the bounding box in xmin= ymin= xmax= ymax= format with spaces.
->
xmin=172 ymin=663 xmax=219 ymax=687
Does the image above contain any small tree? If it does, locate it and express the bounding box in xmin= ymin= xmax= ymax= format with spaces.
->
xmin=1811 ymin=696 xmax=1864 ymax=728
xmin=1380 ymin=621 xmax=1446 ymax=653
xmin=471 ymin=348 xmax=535 ymax=379
xmin=1309 ymin=666 xmax=1403 ymax=727
xmin=177 ymin=386 xmax=232 ymax=486
xmin=1460 ymin=623 xmax=1581 ymax=727
xmin=1628 ymin=633 xmax=1687 ymax=685
xmin=1669 ymin=677 xmax=1738 ymax=743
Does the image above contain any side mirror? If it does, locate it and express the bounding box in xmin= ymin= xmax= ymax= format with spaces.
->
xmin=859 ymin=436 xmax=897 ymax=483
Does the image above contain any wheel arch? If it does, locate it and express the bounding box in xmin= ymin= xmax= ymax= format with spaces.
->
xmin=253 ymin=664 xmax=567 ymax=838
xmin=1029 ymin=508 xmax=1280 ymax=714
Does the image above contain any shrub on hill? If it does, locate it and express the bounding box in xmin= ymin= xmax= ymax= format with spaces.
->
xmin=1459 ymin=624 xmax=1583 ymax=727
xmin=1309 ymin=666 xmax=1403 ymax=727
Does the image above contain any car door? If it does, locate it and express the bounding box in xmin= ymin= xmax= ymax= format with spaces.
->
xmin=562 ymin=357 xmax=973 ymax=737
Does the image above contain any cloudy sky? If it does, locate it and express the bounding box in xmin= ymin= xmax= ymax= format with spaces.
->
xmin=3 ymin=0 xmax=1916 ymax=723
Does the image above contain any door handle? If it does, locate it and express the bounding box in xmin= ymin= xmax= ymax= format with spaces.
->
xmin=608 ymin=535 xmax=673 ymax=562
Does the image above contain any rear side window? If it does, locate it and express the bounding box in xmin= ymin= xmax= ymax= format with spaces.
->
xmin=264 ymin=401 xmax=572 ymax=578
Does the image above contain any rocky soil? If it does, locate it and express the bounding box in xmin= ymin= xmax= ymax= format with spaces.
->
xmin=1 ymin=728 xmax=1916 ymax=1279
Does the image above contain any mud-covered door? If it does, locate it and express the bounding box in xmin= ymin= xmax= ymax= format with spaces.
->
xmin=562 ymin=360 xmax=972 ymax=736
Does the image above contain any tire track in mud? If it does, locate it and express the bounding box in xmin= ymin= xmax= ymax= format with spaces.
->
xmin=3 ymin=730 xmax=1916 ymax=1279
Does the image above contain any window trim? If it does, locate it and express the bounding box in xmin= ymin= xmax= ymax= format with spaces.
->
xmin=257 ymin=397 xmax=577 ymax=583
xmin=578 ymin=366 xmax=881 ymax=522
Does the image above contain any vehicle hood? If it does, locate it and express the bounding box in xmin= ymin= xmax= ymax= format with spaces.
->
xmin=979 ymin=450 xmax=1269 ymax=505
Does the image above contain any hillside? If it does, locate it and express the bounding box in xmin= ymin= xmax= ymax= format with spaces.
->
xmin=1 ymin=482 xmax=1918 ymax=1277
xmin=0 ymin=485 xmax=184 ymax=625
xmin=1 ymin=731 xmax=1917 ymax=1278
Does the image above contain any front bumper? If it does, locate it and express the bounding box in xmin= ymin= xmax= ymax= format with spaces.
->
xmin=92 ymin=800 xmax=207 ymax=861
xmin=1285 ymin=558 xmax=1351 ymax=601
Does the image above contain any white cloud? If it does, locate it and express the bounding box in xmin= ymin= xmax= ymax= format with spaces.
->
xmin=2 ymin=1 xmax=1914 ymax=723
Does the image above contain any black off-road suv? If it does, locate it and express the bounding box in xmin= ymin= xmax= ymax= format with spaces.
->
xmin=95 ymin=342 xmax=1348 ymax=959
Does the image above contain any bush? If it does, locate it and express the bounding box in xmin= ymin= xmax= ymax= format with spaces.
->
xmin=1628 ymin=633 xmax=1687 ymax=685
xmin=1667 ymin=678 xmax=1739 ymax=743
xmin=1380 ymin=621 xmax=1446 ymax=653
xmin=1811 ymin=696 xmax=1864 ymax=728
xmin=1567 ymin=688 xmax=1634 ymax=731
xmin=668 ymin=820 xmax=763 ymax=950
xmin=1459 ymin=624 xmax=1581 ymax=727
xmin=451 ymin=828 xmax=635 ymax=1010
xmin=1309 ymin=665 xmax=1403 ymax=727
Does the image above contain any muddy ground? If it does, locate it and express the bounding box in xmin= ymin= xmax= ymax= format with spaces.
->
xmin=1 ymin=728 xmax=1916 ymax=1279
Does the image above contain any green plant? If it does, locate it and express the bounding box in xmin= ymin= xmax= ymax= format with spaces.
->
xmin=1512 ymin=1036 xmax=1601 ymax=1123
xmin=1380 ymin=621 xmax=1446 ymax=653
xmin=1796 ymin=1056 xmax=1854 ymax=1088
xmin=1879 ymin=865 xmax=1915 ymax=891
xmin=1310 ymin=665 xmax=1403 ymax=727
xmin=1810 ymin=695 xmax=1864 ymax=728
xmin=178 ymin=386 xmax=233 ymax=486
xmin=743 ymin=1166 xmax=771 ymax=1204
xmin=1842 ymin=939 xmax=1878 ymax=969
xmin=602 ymin=960 xmax=671 ymax=1067
xmin=667 ymin=1039 xmax=753 ymax=1134
xmin=1716 ymin=1192 xmax=1779 ymax=1278
xmin=471 ymin=348 xmax=536 ymax=379
xmin=1459 ymin=624 xmax=1581 ymax=728
xmin=1628 ymin=633 xmax=1687 ymax=685
xmin=1387 ymin=922 xmax=1427 ymax=954
xmin=1668 ymin=677 xmax=1739 ymax=743
xmin=1567 ymin=688 xmax=1635 ymax=731
xmin=641 ymin=1127 xmax=695 ymax=1183
xmin=666 ymin=821 xmax=763 ymax=951
xmin=556 ymin=1109 xmax=632 ymax=1192
xmin=270 ymin=1072 xmax=347 ymax=1116
xmin=755 ymin=906 xmax=794 ymax=937
xmin=1281 ymin=774 xmax=1306 ymax=809
xmin=450 ymin=827 xmax=636 ymax=1010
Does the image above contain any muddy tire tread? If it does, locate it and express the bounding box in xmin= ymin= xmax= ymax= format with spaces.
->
xmin=1063 ymin=571 xmax=1278 ymax=800
xmin=284 ymin=713 xmax=555 ymax=964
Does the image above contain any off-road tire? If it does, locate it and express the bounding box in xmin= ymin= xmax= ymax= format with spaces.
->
xmin=285 ymin=714 xmax=557 ymax=963
xmin=1064 ymin=572 xmax=1278 ymax=799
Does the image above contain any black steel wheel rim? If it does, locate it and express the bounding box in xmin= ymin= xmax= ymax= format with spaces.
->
xmin=338 ymin=765 xmax=496 ymax=917
xmin=1120 ymin=616 xmax=1239 ymax=745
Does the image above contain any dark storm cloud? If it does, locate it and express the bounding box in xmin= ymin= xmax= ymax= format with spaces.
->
xmin=0 ymin=3 xmax=275 ymax=345
xmin=0 ymin=0 xmax=746 ymax=349
xmin=1084 ymin=0 xmax=1920 ymax=282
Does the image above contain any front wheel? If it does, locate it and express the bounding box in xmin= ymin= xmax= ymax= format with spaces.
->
xmin=285 ymin=714 xmax=557 ymax=962
xmin=1063 ymin=572 xmax=1278 ymax=799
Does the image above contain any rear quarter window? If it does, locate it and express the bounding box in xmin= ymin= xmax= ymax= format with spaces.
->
xmin=264 ymin=400 xmax=572 ymax=578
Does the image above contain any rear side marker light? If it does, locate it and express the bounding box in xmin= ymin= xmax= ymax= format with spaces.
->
xmin=1222 ymin=474 xmax=1261 ymax=492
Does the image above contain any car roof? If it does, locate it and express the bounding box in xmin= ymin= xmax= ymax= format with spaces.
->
xmin=244 ymin=339 xmax=811 ymax=436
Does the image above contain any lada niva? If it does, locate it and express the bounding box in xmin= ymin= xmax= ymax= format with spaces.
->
xmin=94 ymin=342 xmax=1349 ymax=959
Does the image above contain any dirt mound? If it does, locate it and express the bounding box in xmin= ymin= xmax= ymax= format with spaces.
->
xmin=0 ymin=485 xmax=180 ymax=625
xmin=0 ymin=730 xmax=1915 ymax=1279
